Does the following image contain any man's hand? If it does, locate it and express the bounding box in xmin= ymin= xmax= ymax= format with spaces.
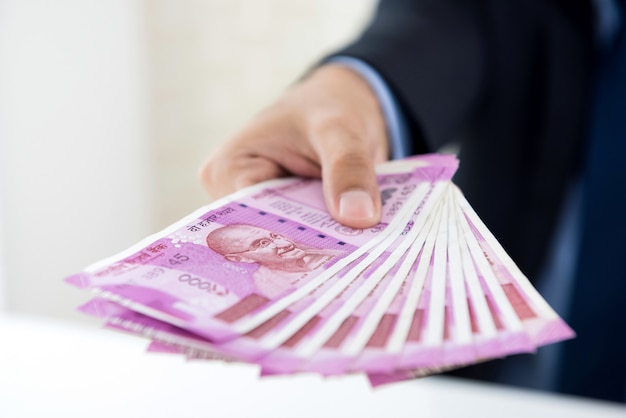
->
xmin=198 ymin=64 xmax=389 ymax=229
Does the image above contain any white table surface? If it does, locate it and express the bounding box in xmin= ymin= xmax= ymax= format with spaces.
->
xmin=0 ymin=314 xmax=624 ymax=418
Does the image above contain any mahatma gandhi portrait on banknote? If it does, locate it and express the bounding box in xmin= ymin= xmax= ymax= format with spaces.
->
xmin=206 ymin=224 xmax=343 ymax=297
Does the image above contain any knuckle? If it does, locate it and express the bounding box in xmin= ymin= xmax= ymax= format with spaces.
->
xmin=198 ymin=150 xmax=235 ymax=199
xmin=330 ymin=150 xmax=372 ymax=171
xmin=198 ymin=154 xmax=218 ymax=188
xmin=197 ymin=162 xmax=211 ymax=188
xmin=327 ymin=151 xmax=377 ymax=192
xmin=311 ymin=114 xmax=357 ymax=139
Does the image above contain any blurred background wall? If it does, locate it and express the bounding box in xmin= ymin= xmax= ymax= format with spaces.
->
xmin=0 ymin=0 xmax=375 ymax=322
xmin=0 ymin=0 xmax=151 ymax=321
xmin=146 ymin=0 xmax=376 ymax=224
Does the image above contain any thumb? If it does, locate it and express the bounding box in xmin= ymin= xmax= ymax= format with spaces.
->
xmin=316 ymin=129 xmax=383 ymax=229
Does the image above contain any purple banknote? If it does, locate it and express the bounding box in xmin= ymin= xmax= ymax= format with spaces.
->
xmin=66 ymin=155 xmax=459 ymax=343
xmin=68 ymin=154 xmax=576 ymax=387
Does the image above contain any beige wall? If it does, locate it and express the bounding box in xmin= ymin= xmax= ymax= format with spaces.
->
xmin=0 ymin=0 xmax=150 ymax=320
xmin=0 ymin=0 xmax=375 ymax=321
xmin=146 ymin=0 xmax=376 ymax=227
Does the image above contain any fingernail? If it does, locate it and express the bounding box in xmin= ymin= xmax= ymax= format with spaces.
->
xmin=339 ymin=190 xmax=375 ymax=220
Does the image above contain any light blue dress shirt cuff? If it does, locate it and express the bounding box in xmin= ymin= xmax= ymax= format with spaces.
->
xmin=593 ymin=0 xmax=623 ymax=50
xmin=327 ymin=56 xmax=412 ymax=160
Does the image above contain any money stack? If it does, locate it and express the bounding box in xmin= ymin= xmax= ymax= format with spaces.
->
xmin=66 ymin=154 xmax=573 ymax=386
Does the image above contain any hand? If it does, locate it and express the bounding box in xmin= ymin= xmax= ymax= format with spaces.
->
xmin=198 ymin=64 xmax=389 ymax=229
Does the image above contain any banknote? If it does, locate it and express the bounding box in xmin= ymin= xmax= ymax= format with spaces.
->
xmin=255 ymin=177 xmax=452 ymax=374
xmin=226 ymin=159 xmax=458 ymax=347
xmin=148 ymin=156 xmax=459 ymax=365
xmin=441 ymin=191 xmax=475 ymax=366
xmin=257 ymin=249 xmax=389 ymax=373
xmin=361 ymin=189 xmax=490 ymax=374
xmin=365 ymin=187 xmax=522 ymax=380
xmin=451 ymin=198 xmax=503 ymax=360
xmin=349 ymin=250 xmax=424 ymax=373
xmin=256 ymin=184 xmax=570 ymax=377
xmin=361 ymin=186 xmax=574 ymax=386
xmin=78 ymin=298 xmax=229 ymax=359
xmin=296 ymin=201 xmax=442 ymax=375
xmin=66 ymin=154 xmax=459 ymax=344
xmin=453 ymin=186 xmax=575 ymax=346
xmin=360 ymin=199 xmax=442 ymax=372
xmin=66 ymin=153 xmax=575 ymax=386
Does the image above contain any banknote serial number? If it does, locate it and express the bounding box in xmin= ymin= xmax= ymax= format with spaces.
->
xmin=178 ymin=274 xmax=229 ymax=296
xmin=384 ymin=184 xmax=417 ymax=217
xmin=142 ymin=267 xmax=165 ymax=279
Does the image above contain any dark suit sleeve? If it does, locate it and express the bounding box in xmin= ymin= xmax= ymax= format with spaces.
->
xmin=332 ymin=0 xmax=488 ymax=154
xmin=328 ymin=0 xmax=595 ymax=391
xmin=330 ymin=0 xmax=592 ymax=283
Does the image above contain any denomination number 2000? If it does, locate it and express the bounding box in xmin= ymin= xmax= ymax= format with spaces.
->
xmin=177 ymin=274 xmax=228 ymax=296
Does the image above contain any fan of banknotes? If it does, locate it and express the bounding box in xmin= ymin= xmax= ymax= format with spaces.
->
xmin=66 ymin=154 xmax=573 ymax=386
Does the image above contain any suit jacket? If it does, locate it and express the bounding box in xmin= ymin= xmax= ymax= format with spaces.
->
xmin=334 ymin=0 xmax=593 ymax=283
xmin=332 ymin=0 xmax=594 ymax=390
